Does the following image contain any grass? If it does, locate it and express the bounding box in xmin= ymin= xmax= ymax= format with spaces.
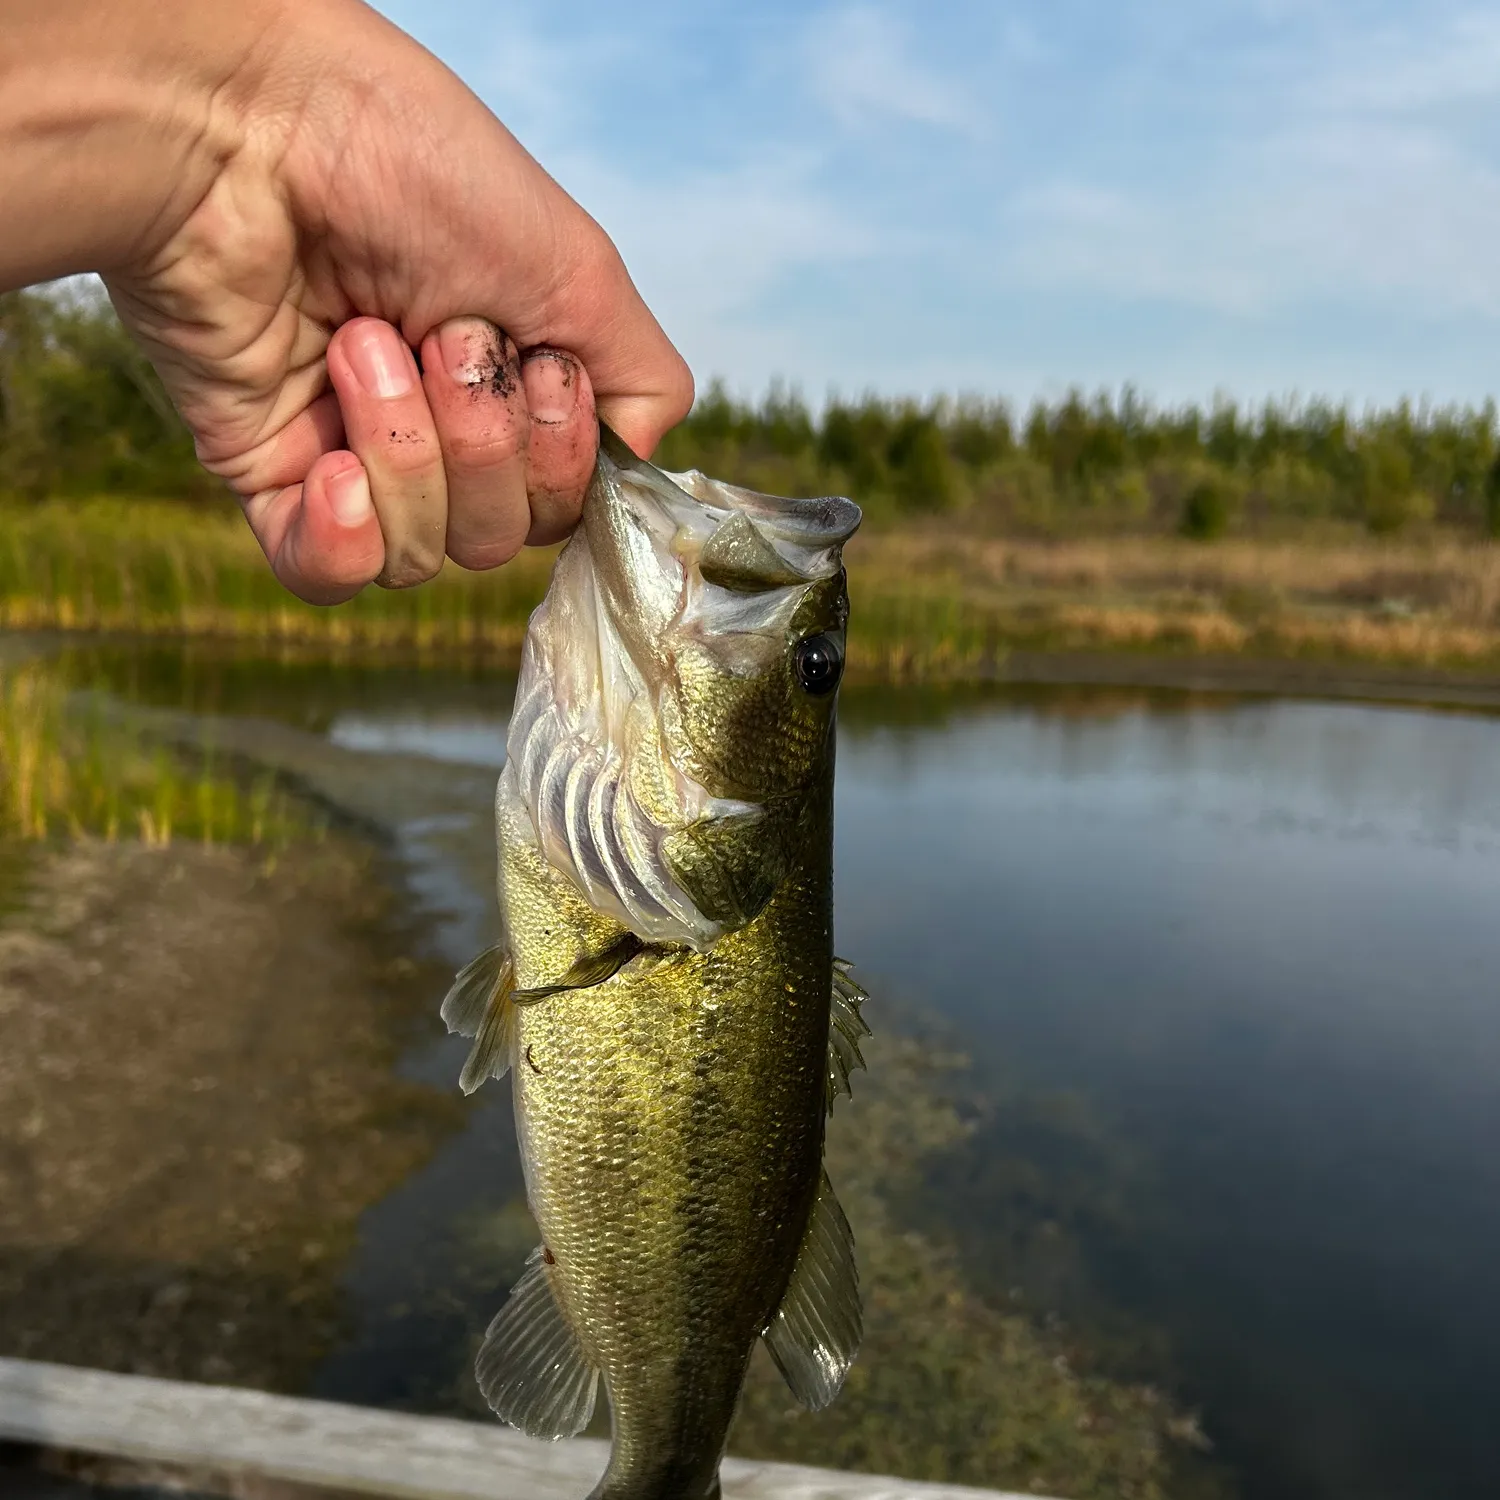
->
xmin=0 ymin=657 xmax=313 ymax=846
xmin=4 ymin=498 xmax=1500 ymax=681
xmin=0 ymin=498 xmax=554 ymax=655
xmin=846 ymin=527 xmax=1500 ymax=678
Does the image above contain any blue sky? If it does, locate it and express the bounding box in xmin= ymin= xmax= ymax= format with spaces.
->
xmin=375 ymin=0 xmax=1500 ymax=408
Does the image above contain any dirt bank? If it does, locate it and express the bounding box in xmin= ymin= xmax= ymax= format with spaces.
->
xmin=0 ymin=837 xmax=459 ymax=1392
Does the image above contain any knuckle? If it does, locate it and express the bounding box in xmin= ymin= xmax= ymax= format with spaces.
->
xmin=371 ymin=428 xmax=443 ymax=479
xmin=444 ymin=424 xmax=528 ymax=474
xmin=668 ymin=364 xmax=696 ymax=424
xmin=447 ymin=534 xmax=525 ymax=573
xmin=377 ymin=549 xmax=444 ymax=589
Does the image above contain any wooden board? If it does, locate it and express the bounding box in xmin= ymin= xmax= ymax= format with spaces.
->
xmin=0 ymin=1359 xmax=1036 ymax=1500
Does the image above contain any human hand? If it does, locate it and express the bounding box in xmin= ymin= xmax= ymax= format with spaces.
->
xmin=0 ymin=0 xmax=693 ymax=603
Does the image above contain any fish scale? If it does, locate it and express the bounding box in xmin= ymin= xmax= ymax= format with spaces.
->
xmin=444 ymin=431 xmax=866 ymax=1500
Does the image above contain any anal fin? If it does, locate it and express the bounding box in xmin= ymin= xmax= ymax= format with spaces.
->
xmin=477 ymin=1246 xmax=599 ymax=1439
xmin=440 ymin=944 xmax=517 ymax=1095
xmin=763 ymin=1170 xmax=861 ymax=1411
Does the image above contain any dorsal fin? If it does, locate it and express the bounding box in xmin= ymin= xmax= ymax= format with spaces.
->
xmin=476 ymin=1247 xmax=599 ymax=1439
xmin=827 ymin=958 xmax=871 ymax=1111
xmin=762 ymin=1171 xmax=861 ymax=1410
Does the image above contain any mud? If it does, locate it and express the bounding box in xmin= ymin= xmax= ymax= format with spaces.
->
xmin=0 ymin=837 xmax=461 ymax=1392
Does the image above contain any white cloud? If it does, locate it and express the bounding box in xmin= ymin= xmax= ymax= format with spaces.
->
xmin=1309 ymin=11 xmax=1500 ymax=113
xmin=806 ymin=5 xmax=984 ymax=136
xmin=374 ymin=0 xmax=1500 ymax=403
xmin=1006 ymin=7 xmax=1500 ymax=319
xmin=542 ymin=149 xmax=876 ymax=389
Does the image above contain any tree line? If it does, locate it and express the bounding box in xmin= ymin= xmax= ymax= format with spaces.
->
xmin=0 ymin=282 xmax=212 ymax=502
xmin=655 ymin=382 xmax=1500 ymax=538
xmin=6 ymin=282 xmax=1500 ymax=537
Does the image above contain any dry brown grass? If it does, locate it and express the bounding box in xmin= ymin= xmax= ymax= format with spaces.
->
xmin=6 ymin=500 xmax=1500 ymax=680
xmin=847 ymin=529 xmax=1500 ymax=675
xmin=853 ymin=531 xmax=1500 ymax=621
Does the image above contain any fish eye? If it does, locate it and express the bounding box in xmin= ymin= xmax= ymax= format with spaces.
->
xmin=793 ymin=633 xmax=844 ymax=696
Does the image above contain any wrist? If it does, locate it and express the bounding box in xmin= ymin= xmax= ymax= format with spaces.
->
xmin=0 ymin=0 xmax=293 ymax=288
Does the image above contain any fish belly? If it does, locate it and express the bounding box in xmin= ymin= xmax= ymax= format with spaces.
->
xmin=512 ymin=894 xmax=830 ymax=1498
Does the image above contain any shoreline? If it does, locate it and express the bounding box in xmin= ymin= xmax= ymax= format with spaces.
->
xmin=0 ymin=835 xmax=462 ymax=1396
xmin=970 ymin=647 xmax=1500 ymax=712
xmin=21 ymin=623 xmax=1500 ymax=717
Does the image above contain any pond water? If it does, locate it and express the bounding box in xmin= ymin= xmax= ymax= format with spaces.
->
xmin=54 ymin=647 xmax=1500 ymax=1500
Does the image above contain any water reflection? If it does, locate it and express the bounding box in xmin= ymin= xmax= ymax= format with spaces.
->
xmin=836 ymin=689 xmax=1500 ymax=1500
xmin=46 ymin=645 xmax=1500 ymax=1500
xmin=328 ymin=714 xmax=507 ymax=768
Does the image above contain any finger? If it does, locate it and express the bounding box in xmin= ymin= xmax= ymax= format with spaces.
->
xmin=520 ymin=348 xmax=597 ymax=545
xmin=469 ymin=215 xmax=692 ymax=459
xmin=328 ymin=317 xmax=449 ymax=589
xmin=594 ymin=388 xmax=689 ymax=461
xmin=420 ymin=317 xmax=532 ymax=571
xmin=212 ymin=391 xmax=347 ymax=499
xmin=242 ymin=451 xmax=385 ymax=606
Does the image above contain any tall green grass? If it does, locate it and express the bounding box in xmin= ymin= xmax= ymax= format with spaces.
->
xmin=6 ymin=497 xmax=1500 ymax=682
xmin=0 ymin=499 xmax=553 ymax=652
xmin=0 ymin=659 xmax=312 ymax=845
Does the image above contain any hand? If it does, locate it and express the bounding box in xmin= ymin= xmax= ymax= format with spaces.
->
xmin=0 ymin=0 xmax=693 ymax=603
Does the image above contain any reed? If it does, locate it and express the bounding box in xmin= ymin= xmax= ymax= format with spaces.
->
xmin=5 ymin=499 xmax=1500 ymax=681
xmin=0 ymin=499 xmax=553 ymax=653
xmin=844 ymin=529 xmax=1500 ymax=677
xmin=0 ymin=658 xmax=312 ymax=846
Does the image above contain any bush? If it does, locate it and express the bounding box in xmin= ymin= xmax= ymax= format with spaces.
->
xmin=1179 ymin=476 xmax=1235 ymax=540
xmin=1254 ymin=453 xmax=1339 ymax=520
xmin=888 ymin=412 xmax=959 ymax=512
xmin=1484 ymin=457 xmax=1500 ymax=538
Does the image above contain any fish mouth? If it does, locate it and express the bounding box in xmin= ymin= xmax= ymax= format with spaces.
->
xmin=598 ymin=425 xmax=860 ymax=590
xmin=503 ymin=428 xmax=859 ymax=950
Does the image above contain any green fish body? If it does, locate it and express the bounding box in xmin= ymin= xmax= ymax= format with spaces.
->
xmin=443 ymin=432 xmax=866 ymax=1500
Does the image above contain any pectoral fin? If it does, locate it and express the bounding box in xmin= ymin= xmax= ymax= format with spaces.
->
xmin=763 ymin=1171 xmax=861 ymax=1410
xmin=477 ymin=1246 xmax=599 ymax=1439
xmin=518 ymin=929 xmax=643 ymax=1001
xmin=441 ymin=944 xmax=519 ymax=1095
xmin=442 ymin=934 xmax=643 ymax=1096
xmin=826 ymin=958 xmax=870 ymax=1112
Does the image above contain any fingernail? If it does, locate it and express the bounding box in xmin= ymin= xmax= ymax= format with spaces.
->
xmin=346 ymin=322 xmax=415 ymax=398
xmin=326 ymin=463 xmax=373 ymax=527
xmin=522 ymin=350 xmax=578 ymax=423
xmin=439 ymin=317 xmax=511 ymax=390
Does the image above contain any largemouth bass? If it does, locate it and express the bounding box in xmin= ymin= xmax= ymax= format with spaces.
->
xmin=441 ymin=428 xmax=867 ymax=1500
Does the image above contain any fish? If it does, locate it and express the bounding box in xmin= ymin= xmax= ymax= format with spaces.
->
xmin=440 ymin=426 xmax=868 ymax=1500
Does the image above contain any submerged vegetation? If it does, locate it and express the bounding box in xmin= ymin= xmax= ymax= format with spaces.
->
xmin=0 ymin=657 xmax=312 ymax=846
xmin=730 ymin=1034 xmax=1228 ymax=1500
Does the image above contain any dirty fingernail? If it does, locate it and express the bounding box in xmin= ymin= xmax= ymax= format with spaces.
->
xmin=522 ymin=351 xmax=578 ymax=423
xmin=439 ymin=317 xmax=509 ymax=389
xmin=326 ymin=463 xmax=373 ymax=527
xmin=346 ymin=322 xmax=415 ymax=399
